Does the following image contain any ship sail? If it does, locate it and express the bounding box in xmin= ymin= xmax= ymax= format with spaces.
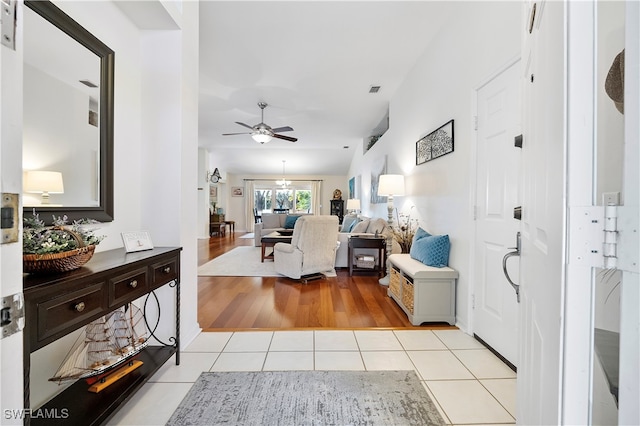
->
xmin=50 ymin=303 xmax=148 ymax=383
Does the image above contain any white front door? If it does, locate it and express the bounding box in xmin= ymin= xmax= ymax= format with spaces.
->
xmin=473 ymin=59 xmax=521 ymax=367
xmin=0 ymin=1 xmax=25 ymax=424
xmin=517 ymin=1 xmax=565 ymax=424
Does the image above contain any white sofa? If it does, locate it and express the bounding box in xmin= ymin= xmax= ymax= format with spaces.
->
xmin=254 ymin=213 xmax=309 ymax=246
xmin=335 ymin=216 xmax=397 ymax=268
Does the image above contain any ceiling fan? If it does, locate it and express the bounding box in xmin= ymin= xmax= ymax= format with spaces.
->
xmin=222 ymin=102 xmax=297 ymax=144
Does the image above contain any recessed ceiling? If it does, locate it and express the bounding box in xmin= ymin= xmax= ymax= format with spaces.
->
xmin=199 ymin=1 xmax=452 ymax=176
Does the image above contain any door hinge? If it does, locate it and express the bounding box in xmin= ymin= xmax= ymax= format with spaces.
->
xmin=617 ymin=205 xmax=639 ymax=273
xmin=473 ymin=205 xmax=478 ymax=220
xmin=568 ymin=204 xmax=621 ymax=269
xmin=471 ymin=294 xmax=475 ymax=309
xmin=1 ymin=292 xmax=24 ymax=339
xmin=1 ymin=0 xmax=16 ymax=50
xmin=474 ymin=116 xmax=478 ymax=131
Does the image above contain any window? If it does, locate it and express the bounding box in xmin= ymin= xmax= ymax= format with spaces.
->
xmin=254 ymin=183 xmax=313 ymax=214
xmin=254 ymin=189 xmax=272 ymax=214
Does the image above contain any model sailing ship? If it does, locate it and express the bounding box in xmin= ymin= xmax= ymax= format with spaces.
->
xmin=50 ymin=303 xmax=148 ymax=384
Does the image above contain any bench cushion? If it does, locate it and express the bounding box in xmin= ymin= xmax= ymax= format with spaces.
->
xmin=389 ymin=254 xmax=458 ymax=280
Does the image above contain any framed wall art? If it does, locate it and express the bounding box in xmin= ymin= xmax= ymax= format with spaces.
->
xmin=370 ymin=155 xmax=387 ymax=204
xmin=231 ymin=186 xmax=244 ymax=197
xmin=416 ymin=119 xmax=454 ymax=165
xmin=348 ymin=176 xmax=355 ymax=199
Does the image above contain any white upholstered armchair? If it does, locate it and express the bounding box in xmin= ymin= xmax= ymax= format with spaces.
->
xmin=274 ymin=215 xmax=339 ymax=280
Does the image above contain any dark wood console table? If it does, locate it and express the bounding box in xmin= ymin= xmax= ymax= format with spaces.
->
xmin=23 ymin=247 xmax=182 ymax=425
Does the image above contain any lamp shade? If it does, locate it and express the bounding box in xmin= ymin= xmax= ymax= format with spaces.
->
xmin=24 ymin=171 xmax=64 ymax=194
xmin=377 ymin=174 xmax=405 ymax=196
xmin=346 ymin=199 xmax=361 ymax=211
xmin=252 ymin=132 xmax=272 ymax=144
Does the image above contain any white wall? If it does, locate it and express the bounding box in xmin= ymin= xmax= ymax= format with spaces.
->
xmin=28 ymin=0 xmax=200 ymax=408
xmin=348 ymin=1 xmax=521 ymax=331
xmin=197 ymin=148 xmax=210 ymax=238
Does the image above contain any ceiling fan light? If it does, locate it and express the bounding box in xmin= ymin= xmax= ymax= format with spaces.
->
xmin=252 ymin=132 xmax=272 ymax=144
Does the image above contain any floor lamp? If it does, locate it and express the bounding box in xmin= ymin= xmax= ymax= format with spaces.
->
xmin=377 ymin=174 xmax=405 ymax=285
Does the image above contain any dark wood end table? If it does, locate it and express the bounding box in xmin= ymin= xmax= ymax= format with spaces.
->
xmin=348 ymin=235 xmax=387 ymax=276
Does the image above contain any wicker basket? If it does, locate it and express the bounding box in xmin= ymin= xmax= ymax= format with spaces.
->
xmin=23 ymin=228 xmax=95 ymax=274
xmin=389 ymin=267 xmax=401 ymax=298
xmin=355 ymin=255 xmax=376 ymax=269
xmin=402 ymin=277 xmax=415 ymax=314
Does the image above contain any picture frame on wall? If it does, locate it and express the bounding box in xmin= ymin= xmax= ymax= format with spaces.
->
xmin=210 ymin=186 xmax=217 ymax=198
xmin=231 ymin=186 xmax=244 ymax=197
xmin=416 ymin=119 xmax=454 ymax=165
xmin=370 ymin=155 xmax=387 ymax=204
xmin=348 ymin=177 xmax=356 ymax=199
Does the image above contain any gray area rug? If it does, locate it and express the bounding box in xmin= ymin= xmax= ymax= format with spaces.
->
xmin=167 ymin=371 xmax=445 ymax=425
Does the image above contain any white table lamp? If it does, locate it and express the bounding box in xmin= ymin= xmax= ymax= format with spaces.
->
xmin=346 ymin=198 xmax=361 ymax=215
xmin=24 ymin=170 xmax=64 ymax=204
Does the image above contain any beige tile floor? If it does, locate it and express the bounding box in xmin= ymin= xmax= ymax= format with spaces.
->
xmin=108 ymin=329 xmax=516 ymax=425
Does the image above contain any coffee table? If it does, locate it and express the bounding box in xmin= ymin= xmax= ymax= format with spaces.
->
xmin=260 ymin=232 xmax=293 ymax=262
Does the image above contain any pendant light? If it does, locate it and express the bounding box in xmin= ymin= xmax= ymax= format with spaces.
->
xmin=275 ymin=160 xmax=291 ymax=188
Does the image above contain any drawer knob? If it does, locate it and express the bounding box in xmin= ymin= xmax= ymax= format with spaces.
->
xmin=74 ymin=302 xmax=86 ymax=312
xmin=129 ymin=280 xmax=138 ymax=288
xmin=163 ymin=266 xmax=171 ymax=274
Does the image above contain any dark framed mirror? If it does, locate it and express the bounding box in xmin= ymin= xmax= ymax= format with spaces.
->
xmin=23 ymin=0 xmax=114 ymax=223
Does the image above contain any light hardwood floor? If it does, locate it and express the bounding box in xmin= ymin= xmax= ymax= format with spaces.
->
xmin=197 ymin=233 xmax=456 ymax=331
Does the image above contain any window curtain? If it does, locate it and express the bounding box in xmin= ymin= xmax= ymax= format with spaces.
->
xmin=311 ymin=180 xmax=321 ymax=215
xmin=245 ymin=181 xmax=256 ymax=232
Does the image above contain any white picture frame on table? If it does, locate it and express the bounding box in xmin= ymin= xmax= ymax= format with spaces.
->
xmin=121 ymin=231 xmax=154 ymax=252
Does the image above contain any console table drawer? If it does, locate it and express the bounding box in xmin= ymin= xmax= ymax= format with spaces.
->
xmin=109 ymin=267 xmax=148 ymax=307
xmin=151 ymin=257 xmax=179 ymax=288
xmin=37 ymin=282 xmax=106 ymax=343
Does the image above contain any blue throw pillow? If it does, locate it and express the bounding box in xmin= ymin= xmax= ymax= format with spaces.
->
xmin=413 ymin=227 xmax=431 ymax=242
xmin=341 ymin=216 xmax=359 ymax=233
xmin=284 ymin=215 xmax=301 ymax=229
xmin=410 ymin=234 xmax=450 ymax=267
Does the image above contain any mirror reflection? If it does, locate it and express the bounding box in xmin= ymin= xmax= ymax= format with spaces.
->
xmin=23 ymin=4 xmax=101 ymax=208
xmin=22 ymin=0 xmax=114 ymax=223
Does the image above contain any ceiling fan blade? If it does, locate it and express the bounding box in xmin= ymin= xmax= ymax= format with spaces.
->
xmin=270 ymin=126 xmax=294 ymax=133
xmin=235 ymin=122 xmax=254 ymax=130
xmin=222 ymin=132 xmax=252 ymax=136
xmin=273 ymin=133 xmax=298 ymax=142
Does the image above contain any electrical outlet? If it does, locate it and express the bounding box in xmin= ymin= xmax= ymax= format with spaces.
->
xmin=603 ymin=192 xmax=620 ymax=206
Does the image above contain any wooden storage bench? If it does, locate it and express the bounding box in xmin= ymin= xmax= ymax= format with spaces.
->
xmin=387 ymin=253 xmax=458 ymax=325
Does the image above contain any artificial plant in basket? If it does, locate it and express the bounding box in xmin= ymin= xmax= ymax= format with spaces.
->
xmin=23 ymin=212 xmax=105 ymax=273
